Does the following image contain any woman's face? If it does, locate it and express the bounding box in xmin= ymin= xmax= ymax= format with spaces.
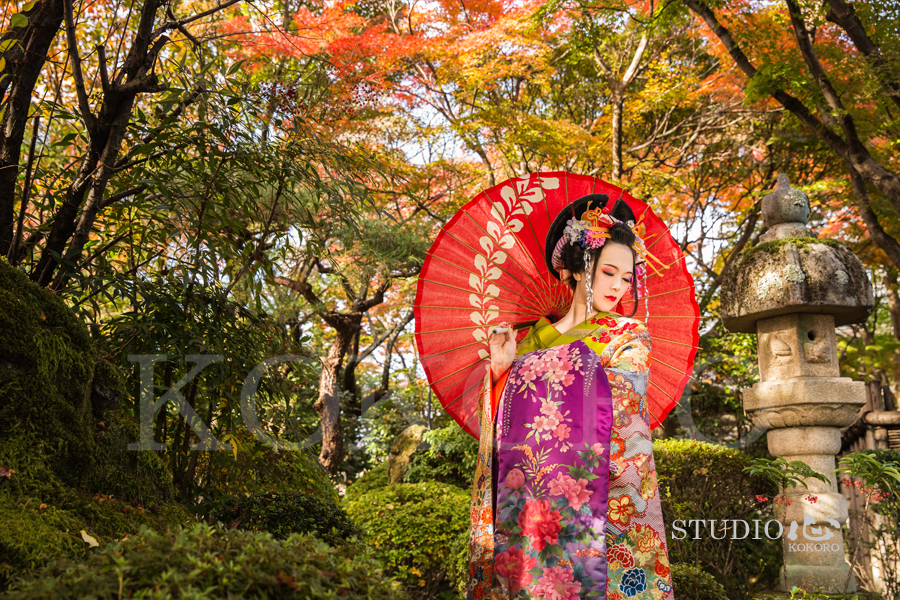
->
xmin=589 ymin=242 xmax=634 ymax=313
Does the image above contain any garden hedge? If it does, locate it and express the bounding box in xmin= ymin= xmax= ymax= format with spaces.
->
xmin=343 ymin=481 xmax=469 ymax=600
xmin=4 ymin=523 xmax=406 ymax=599
xmin=654 ymin=438 xmax=780 ymax=599
xmin=671 ymin=563 xmax=731 ymax=599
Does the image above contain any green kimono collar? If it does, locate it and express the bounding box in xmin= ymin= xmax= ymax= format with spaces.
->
xmin=517 ymin=312 xmax=623 ymax=356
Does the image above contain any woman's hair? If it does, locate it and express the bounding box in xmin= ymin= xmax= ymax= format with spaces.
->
xmin=559 ymin=221 xmax=640 ymax=317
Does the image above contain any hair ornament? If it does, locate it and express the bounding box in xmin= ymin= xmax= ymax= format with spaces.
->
xmin=550 ymin=202 xmax=669 ymax=318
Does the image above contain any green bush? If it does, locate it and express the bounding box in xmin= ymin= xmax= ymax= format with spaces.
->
xmin=345 ymin=462 xmax=390 ymax=501
xmin=212 ymin=489 xmax=360 ymax=545
xmin=5 ymin=523 xmax=406 ymax=599
xmin=201 ymin=440 xmax=339 ymax=504
xmin=671 ymin=563 xmax=731 ymax=600
xmin=857 ymin=449 xmax=900 ymax=599
xmin=654 ymin=439 xmax=779 ymax=600
xmin=344 ymin=482 xmax=469 ymax=600
xmin=403 ymin=424 xmax=478 ymax=488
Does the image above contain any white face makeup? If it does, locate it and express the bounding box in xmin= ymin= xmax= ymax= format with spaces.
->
xmin=588 ymin=243 xmax=634 ymax=313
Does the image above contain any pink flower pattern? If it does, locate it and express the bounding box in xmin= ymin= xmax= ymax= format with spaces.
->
xmin=547 ymin=472 xmax=593 ymax=511
xmin=531 ymin=566 xmax=582 ymax=600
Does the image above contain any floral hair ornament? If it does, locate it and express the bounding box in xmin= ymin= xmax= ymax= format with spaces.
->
xmin=550 ymin=204 xmax=668 ymax=317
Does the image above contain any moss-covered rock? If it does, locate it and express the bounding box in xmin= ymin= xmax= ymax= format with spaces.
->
xmin=386 ymin=424 xmax=426 ymax=484
xmin=720 ymin=237 xmax=873 ymax=333
xmin=0 ymin=259 xmax=97 ymax=488
xmin=0 ymin=260 xmax=190 ymax=590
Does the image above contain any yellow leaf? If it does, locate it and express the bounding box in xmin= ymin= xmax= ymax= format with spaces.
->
xmin=0 ymin=58 xmax=5 ymax=72
xmin=80 ymin=530 xmax=99 ymax=547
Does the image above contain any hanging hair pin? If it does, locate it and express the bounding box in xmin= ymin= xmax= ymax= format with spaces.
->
xmin=584 ymin=252 xmax=594 ymax=321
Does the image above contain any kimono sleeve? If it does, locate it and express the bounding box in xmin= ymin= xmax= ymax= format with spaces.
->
xmin=602 ymin=322 xmax=652 ymax=376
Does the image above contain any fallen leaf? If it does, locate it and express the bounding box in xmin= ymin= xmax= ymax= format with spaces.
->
xmin=80 ymin=530 xmax=99 ymax=547
xmin=0 ymin=466 xmax=15 ymax=480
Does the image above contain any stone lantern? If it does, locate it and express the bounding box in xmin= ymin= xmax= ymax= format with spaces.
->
xmin=719 ymin=174 xmax=874 ymax=592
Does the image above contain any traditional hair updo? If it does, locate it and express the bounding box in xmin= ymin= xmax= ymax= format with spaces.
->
xmin=555 ymin=197 xmax=640 ymax=317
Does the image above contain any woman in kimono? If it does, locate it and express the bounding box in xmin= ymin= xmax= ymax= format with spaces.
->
xmin=467 ymin=194 xmax=674 ymax=600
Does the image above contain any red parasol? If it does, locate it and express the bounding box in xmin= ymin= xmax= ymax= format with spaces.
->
xmin=414 ymin=172 xmax=700 ymax=438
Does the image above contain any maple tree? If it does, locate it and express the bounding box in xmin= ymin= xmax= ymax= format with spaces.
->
xmin=679 ymin=0 xmax=900 ymax=271
xmin=3 ymin=0 xmax=898 ymax=484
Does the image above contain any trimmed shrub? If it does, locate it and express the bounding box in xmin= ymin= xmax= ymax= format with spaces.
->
xmin=345 ymin=462 xmax=390 ymax=501
xmin=404 ymin=424 xmax=478 ymax=488
xmin=344 ymin=481 xmax=469 ymax=600
xmin=212 ymin=489 xmax=360 ymax=545
xmin=671 ymin=563 xmax=731 ymax=600
xmin=5 ymin=523 xmax=406 ymax=599
xmin=654 ymin=439 xmax=779 ymax=600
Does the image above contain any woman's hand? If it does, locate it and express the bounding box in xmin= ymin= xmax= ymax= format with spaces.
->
xmin=489 ymin=323 xmax=517 ymax=384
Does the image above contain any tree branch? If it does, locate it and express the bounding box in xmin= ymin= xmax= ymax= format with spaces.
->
xmin=621 ymin=33 xmax=649 ymax=87
xmin=785 ymin=0 xmax=865 ymax=154
xmin=356 ymin=311 xmax=414 ymax=364
xmin=681 ymin=0 xmax=900 ymax=217
xmin=824 ymin=0 xmax=900 ymax=113
xmin=151 ymin=0 xmax=244 ymax=39
xmin=8 ymin=116 xmax=40 ymax=263
xmin=97 ymin=44 xmax=110 ymax=94
xmin=846 ymin=162 xmax=900 ymax=271
xmin=63 ymin=0 xmax=96 ymax=132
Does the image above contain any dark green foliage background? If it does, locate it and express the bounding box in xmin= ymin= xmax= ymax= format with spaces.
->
xmin=212 ymin=489 xmax=361 ymax=545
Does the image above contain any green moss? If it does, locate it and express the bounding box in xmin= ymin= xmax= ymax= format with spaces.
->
xmin=739 ymin=238 xmax=845 ymax=267
xmin=0 ymin=261 xmax=192 ymax=591
xmin=87 ymin=410 xmax=175 ymax=504
xmin=0 ymin=498 xmax=88 ymax=586
xmin=0 ymin=260 xmax=97 ymax=489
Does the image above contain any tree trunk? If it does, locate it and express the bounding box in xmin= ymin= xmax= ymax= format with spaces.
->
xmin=314 ymin=325 xmax=357 ymax=474
xmin=0 ymin=0 xmax=65 ymax=255
xmin=342 ymin=331 xmax=361 ymax=414
xmin=611 ymin=94 xmax=624 ymax=181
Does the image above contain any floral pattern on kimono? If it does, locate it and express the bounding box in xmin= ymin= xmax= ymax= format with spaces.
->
xmin=600 ymin=325 xmax=673 ymax=599
xmin=467 ymin=313 xmax=674 ymax=600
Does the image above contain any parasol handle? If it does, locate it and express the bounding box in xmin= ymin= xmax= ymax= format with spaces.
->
xmin=490 ymin=320 xmax=539 ymax=336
